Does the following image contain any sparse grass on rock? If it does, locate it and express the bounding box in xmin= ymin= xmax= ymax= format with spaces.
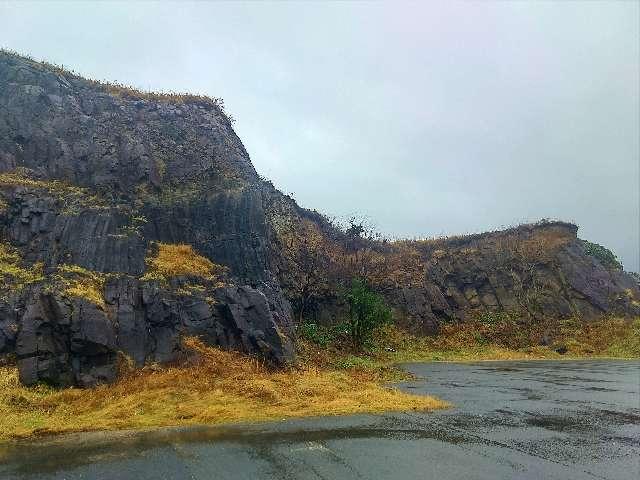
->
xmin=52 ymin=264 xmax=107 ymax=308
xmin=0 ymin=243 xmax=44 ymax=298
xmin=0 ymin=169 xmax=106 ymax=213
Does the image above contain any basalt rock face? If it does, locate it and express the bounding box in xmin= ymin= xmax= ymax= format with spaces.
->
xmin=1 ymin=51 xmax=639 ymax=386
xmin=8 ymin=280 xmax=293 ymax=387
xmin=15 ymin=293 xmax=118 ymax=387
xmin=0 ymin=52 xmax=256 ymax=193
xmin=0 ymin=51 xmax=295 ymax=386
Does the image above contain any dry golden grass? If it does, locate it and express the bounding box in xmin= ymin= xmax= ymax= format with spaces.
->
xmin=53 ymin=265 xmax=107 ymax=308
xmin=0 ymin=338 xmax=447 ymax=442
xmin=141 ymin=243 xmax=225 ymax=282
xmin=1 ymin=244 xmax=107 ymax=306
xmin=375 ymin=317 xmax=640 ymax=363
xmin=0 ymin=242 xmax=44 ymax=298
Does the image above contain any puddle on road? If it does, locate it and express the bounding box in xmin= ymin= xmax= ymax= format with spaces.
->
xmin=524 ymin=415 xmax=588 ymax=432
xmin=523 ymin=408 xmax=640 ymax=433
xmin=0 ymin=422 xmax=471 ymax=476
xmin=480 ymin=367 xmax=523 ymax=373
xmin=582 ymin=386 xmax=617 ymax=392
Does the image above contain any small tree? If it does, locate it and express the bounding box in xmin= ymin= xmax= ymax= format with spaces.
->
xmin=276 ymin=216 xmax=341 ymax=323
xmin=345 ymin=278 xmax=392 ymax=350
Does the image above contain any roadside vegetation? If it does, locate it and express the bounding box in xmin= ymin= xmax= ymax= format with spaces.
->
xmin=299 ymin=316 xmax=640 ymax=370
xmin=345 ymin=278 xmax=392 ymax=350
xmin=0 ymin=337 xmax=446 ymax=442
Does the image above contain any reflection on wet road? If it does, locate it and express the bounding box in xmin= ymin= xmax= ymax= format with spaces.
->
xmin=1 ymin=360 xmax=638 ymax=479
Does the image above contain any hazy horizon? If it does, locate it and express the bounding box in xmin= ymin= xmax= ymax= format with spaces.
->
xmin=1 ymin=1 xmax=638 ymax=270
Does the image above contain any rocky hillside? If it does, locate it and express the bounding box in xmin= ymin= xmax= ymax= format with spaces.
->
xmin=1 ymin=51 xmax=638 ymax=387
xmin=389 ymin=222 xmax=639 ymax=331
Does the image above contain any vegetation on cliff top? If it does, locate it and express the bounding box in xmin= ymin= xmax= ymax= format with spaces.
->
xmin=581 ymin=239 xmax=623 ymax=270
xmin=1 ymin=49 xmax=234 ymax=120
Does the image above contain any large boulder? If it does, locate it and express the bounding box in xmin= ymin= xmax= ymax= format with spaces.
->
xmin=213 ymin=285 xmax=294 ymax=366
xmin=15 ymin=293 xmax=117 ymax=387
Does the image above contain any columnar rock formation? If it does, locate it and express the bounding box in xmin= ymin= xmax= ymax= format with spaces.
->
xmin=1 ymin=51 xmax=638 ymax=386
xmin=0 ymin=51 xmax=295 ymax=386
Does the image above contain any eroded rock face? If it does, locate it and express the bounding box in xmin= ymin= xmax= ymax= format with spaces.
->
xmin=0 ymin=51 xmax=257 ymax=192
xmin=15 ymin=294 xmax=117 ymax=387
xmin=11 ymin=281 xmax=295 ymax=387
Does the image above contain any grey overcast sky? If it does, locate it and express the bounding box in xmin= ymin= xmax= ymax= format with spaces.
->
xmin=1 ymin=1 xmax=638 ymax=271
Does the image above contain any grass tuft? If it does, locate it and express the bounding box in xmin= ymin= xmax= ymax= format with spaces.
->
xmin=141 ymin=243 xmax=225 ymax=282
xmin=52 ymin=265 xmax=107 ymax=308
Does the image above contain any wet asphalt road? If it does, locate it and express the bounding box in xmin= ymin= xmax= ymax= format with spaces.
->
xmin=1 ymin=360 xmax=638 ymax=480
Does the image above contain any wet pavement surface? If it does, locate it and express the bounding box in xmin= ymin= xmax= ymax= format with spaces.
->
xmin=1 ymin=360 xmax=638 ymax=479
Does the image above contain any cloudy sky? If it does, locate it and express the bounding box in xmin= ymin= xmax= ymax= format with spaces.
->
xmin=1 ymin=1 xmax=638 ymax=271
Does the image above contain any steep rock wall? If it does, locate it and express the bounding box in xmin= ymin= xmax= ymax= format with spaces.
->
xmin=0 ymin=51 xmax=295 ymax=386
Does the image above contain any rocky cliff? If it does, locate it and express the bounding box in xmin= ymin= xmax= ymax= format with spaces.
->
xmin=0 ymin=51 xmax=295 ymax=386
xmin=1 ymin=51 xmax=638 ymax=386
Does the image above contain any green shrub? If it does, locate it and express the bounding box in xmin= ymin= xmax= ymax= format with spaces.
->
xmin=297 ymin=321 xmax=349 ymax=347
xmin=298 ymin=322 xmax=332 ymax=347
xmin=345 ymin=278 xmax=392 ymax=350
xmin=581 ymin=240 xmax=623 ymax=270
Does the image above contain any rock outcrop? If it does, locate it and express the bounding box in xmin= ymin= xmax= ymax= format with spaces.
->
xmin=0 ymin=51 xmax=295 ymax=386
xmin=386 ymin=222 xmax=640 ymax=333
xmin=1 ymin=51 xmax=638 ymax=386
xmin=9 ymin=281 xmax=293 ymax=387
